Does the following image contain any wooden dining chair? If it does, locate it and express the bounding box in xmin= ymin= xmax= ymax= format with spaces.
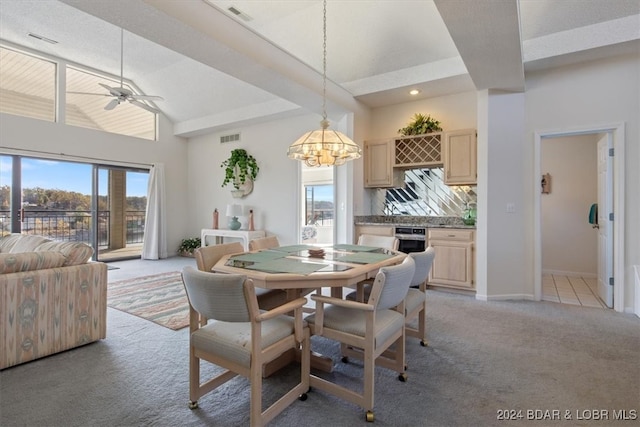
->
xmin=346 ymin=247 xmax=435 ymax=347
xmin=194 ymin=242 xmax=287 ymax=310
xmin=248 ymin=236 xmax=280 ymax=251
xmin=357 ymin=234 xmax=399 ymax=251
xmin=403 ymin=247 xmax=436 ymax=346
xmin=305 ymin=256 xmax=415 ymax=422
xmin=181 ymin=266 xmax=310 ymax=427
xmin=351 ymin=234 xmax=400 ymax=300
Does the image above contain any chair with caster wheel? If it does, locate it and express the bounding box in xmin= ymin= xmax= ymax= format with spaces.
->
xmin=304 ymin=256 xmax=415 ymax=422
xmin=181 ymin=266 xmax=310 ymax=427
xmin=194 ymin=242 xmax=288 ymax=311
xmin=347 ymin=247 xmax=436 ymax=347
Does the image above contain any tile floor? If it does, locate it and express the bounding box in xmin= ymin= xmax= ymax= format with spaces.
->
xmin=542 ymin=274 xmax=607 ymax=309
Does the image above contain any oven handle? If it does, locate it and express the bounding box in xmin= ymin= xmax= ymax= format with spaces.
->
xmin=395 ymin=234 xmax=426 ymax=241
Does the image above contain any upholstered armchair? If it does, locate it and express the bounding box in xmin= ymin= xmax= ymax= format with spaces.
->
xmin=304 ymin=256 xmax=415 ymax=422
xmin=347 ymin=247 xmax=436 ymax=347
xmin=181 ymin=266 xmax=310 ymax=427
xmin=248 ymin=236 xmax=280 ymax=251
xmin=194 ymin=242 xmax=287 ymax=310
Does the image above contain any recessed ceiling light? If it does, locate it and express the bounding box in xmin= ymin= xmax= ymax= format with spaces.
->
xmin=27 ymin=32 xmax=58 ymax=44
xmin=409 ymin=89 xmax=420 ymax=96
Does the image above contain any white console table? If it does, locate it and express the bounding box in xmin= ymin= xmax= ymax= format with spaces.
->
xmin=200 ymin=229 xmax=266 ymax=251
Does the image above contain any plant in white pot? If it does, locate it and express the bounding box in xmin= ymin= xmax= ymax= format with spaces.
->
xmin=221 ymin=149 xmax=259 ymax=198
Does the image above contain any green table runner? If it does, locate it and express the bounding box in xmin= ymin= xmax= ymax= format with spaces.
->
xmin=229 ymin=250 xmax=286 ymax=263
xmin=332 ymin=244 xmax=380 ymax=252
xmin=271 ymin=244 xmax=318 ymax=253
xmin=334 ymin=252 xmax=395 ymax=264
xmin=245 ymin=258 xmax=329 ymax=275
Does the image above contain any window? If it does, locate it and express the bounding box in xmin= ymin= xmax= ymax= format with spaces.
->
xmin=0 ymin=47 xmax=56 ymax=122
xmin=0 ymin=44 xmax=157 ymax=140
xmin=66 ymin=66 xmax=156 ymax=140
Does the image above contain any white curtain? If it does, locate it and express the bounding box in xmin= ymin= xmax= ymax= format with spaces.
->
xmin=142 ymin=163 xmax=168 ymax=259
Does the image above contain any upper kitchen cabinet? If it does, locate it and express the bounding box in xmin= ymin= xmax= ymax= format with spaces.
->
xmin=364 ymin=138 xmax=404 ymax=188
xmin=443 ymin=129 xmax=477 ymax=186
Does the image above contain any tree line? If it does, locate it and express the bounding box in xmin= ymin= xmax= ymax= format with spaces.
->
xmin=0 ymin=185 xmax=147 ymax=211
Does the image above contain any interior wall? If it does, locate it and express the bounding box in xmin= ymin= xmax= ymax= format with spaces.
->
xmin=525 ymin=53 xmax=640 ymax=312
xmin=186 ymin=113 xmax=321 ymax=246
xmin=0 ymin=112 xmax=189 ymax=256
xmin=541 ymin=135 xmax=598 ymax=276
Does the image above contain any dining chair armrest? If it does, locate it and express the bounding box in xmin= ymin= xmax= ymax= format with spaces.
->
xmin=311 ymin=294 xmax=375 ymax=311
xmin=255 ymin=297 xmax=307 ymax=322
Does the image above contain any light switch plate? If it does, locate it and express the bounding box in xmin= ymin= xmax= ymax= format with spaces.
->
xmin=506 ymin=203 xmax=516 ymax=213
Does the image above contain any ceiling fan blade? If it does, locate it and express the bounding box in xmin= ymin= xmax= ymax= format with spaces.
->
xmin=129 ymin=99 xmax=160 ymax=114
xmin=67 ymin=91 xmax=112 ymax=97
xmin=99 ymin=82 xmax=124 ymax=96
xmin=130 ymin=94 xmax=164 ymax=101
xmin=105 ymin=98 xmax=120 ymax=110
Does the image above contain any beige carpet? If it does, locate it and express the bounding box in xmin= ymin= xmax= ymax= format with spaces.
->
xmin=107 ymin=271 xmax=189 ymax=330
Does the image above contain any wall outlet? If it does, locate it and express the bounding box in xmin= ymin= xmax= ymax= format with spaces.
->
xmin=506 ymin=203 xmax=516 ymax=213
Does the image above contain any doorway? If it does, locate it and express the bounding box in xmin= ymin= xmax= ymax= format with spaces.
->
xmin=540 ymin=134 xmax=610 ymax=308
xmin=534 ymin=124 xmax=626 ymax=312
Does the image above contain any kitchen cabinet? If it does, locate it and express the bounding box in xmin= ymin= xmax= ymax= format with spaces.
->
xmin=364 ymin=139 xmax=404 ymax=188
xmin=428 ymin=228 xmax=474 ymax=290
xmin=354 ymin=224 xmax=395 ymax=242
xmin=443 ymin=129 xmax=477 ymax=185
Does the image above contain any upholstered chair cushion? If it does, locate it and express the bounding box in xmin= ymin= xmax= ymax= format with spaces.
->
xmin=305 ymin=307 xmax=403 ymax=348
xmin=182 ymin=269 xmax=250 ymax=322
xmin=404 ymin=288 xmax=426 ymax=314
xmin=35 ymin=241 xmax=94 ymax=266
xmin=191 ymin=316 xmax=296 ymax=367
xmin=374 ymin=257 xmax=415 ymax=310
xmin=0 ymin=251 xmax=67 ymax=274
xmin=3 ymin=234 xmax=50 ymax=253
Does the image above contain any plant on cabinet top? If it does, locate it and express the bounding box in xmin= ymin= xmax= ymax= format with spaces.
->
xmin=398 ymin=113 xmax=443 ymax=136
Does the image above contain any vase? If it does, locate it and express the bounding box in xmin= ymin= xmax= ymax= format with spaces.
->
xmin=229 ymin=216 xmax=241 ymax=230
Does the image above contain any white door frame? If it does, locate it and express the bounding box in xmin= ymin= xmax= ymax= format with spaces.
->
xmin=534 ymin=123 xmax=625 ymax=312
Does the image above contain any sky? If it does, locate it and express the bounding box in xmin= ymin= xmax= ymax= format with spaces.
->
xmin=1 ymin=156 xmax=332 ymax=201
xmin=0 ymin=156 xmax=149 ymax=197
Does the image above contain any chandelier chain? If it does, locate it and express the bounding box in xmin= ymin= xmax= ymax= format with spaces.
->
xmin=322 ymin=0 xmax=327 ymax=122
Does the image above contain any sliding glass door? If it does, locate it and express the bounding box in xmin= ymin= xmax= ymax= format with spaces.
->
xmin=0 ymin=154 xmax=148 ymax=261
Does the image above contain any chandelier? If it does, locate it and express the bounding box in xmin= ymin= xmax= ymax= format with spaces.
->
xmin=287 ymin=0 xmax=361 ymax=167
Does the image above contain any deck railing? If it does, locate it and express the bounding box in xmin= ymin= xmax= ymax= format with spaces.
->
xmin=0 ymin=210 xmax=145 ymax=247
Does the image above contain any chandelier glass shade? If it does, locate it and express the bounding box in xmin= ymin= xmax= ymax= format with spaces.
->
xmin=287 ymin=0 xmax=361 ymax=167
xmin=287 ymin=119 xmax=361 ymax=167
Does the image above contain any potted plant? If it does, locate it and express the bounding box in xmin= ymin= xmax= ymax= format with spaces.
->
xmin=398 ymin=113 xmax=443 ymax=136
xmin=178 ymin=237 xmax=201 ymax=257
xmin=221 ymin=149 xmax=259 ymax=193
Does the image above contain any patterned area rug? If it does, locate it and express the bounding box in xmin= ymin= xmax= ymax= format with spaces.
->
xmin=107 ymin=271 xmax=189 ymax=330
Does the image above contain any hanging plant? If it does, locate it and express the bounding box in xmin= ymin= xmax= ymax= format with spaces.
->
xmin=398 ymin=113 xmax=443 ymax=136
xmin=220 ymin=149 xmax=259 ymax=190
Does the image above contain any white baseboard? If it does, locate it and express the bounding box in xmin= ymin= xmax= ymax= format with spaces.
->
xmin=476 ymin=293 xmax=536 ymax=301
xmin=542 ymin=269 xmax=597 ymax=278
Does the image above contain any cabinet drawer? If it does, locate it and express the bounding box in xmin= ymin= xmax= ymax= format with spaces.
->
xmin=355 ymin=225 xmax=395 ymax=237
xmin=429 ymin=229 xmax=474 ymax=242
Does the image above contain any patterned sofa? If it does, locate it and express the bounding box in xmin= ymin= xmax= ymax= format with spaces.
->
xmin=0 ymin=234 xmax=107 ymax=370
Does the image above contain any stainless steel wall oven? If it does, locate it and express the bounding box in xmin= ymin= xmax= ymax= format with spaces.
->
xmin=395 ymin=227 xmax=426 ymax=253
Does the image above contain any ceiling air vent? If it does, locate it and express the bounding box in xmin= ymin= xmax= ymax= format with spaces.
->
xmin=227 ymin=6 xmax=253 ymax=22
xmin=220 ymin=133 xmax=240 ymax=144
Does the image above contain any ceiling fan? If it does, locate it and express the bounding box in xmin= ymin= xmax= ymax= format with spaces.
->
xmin=68 ymin=28 xmax=163 ymax=114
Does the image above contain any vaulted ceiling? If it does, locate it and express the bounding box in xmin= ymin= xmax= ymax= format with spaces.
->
xmin=1 ymin=0 xmax=638 ymax=137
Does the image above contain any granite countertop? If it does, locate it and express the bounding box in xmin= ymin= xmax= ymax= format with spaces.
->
xmin=354 ymin=215 xmax=476 ymax=229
